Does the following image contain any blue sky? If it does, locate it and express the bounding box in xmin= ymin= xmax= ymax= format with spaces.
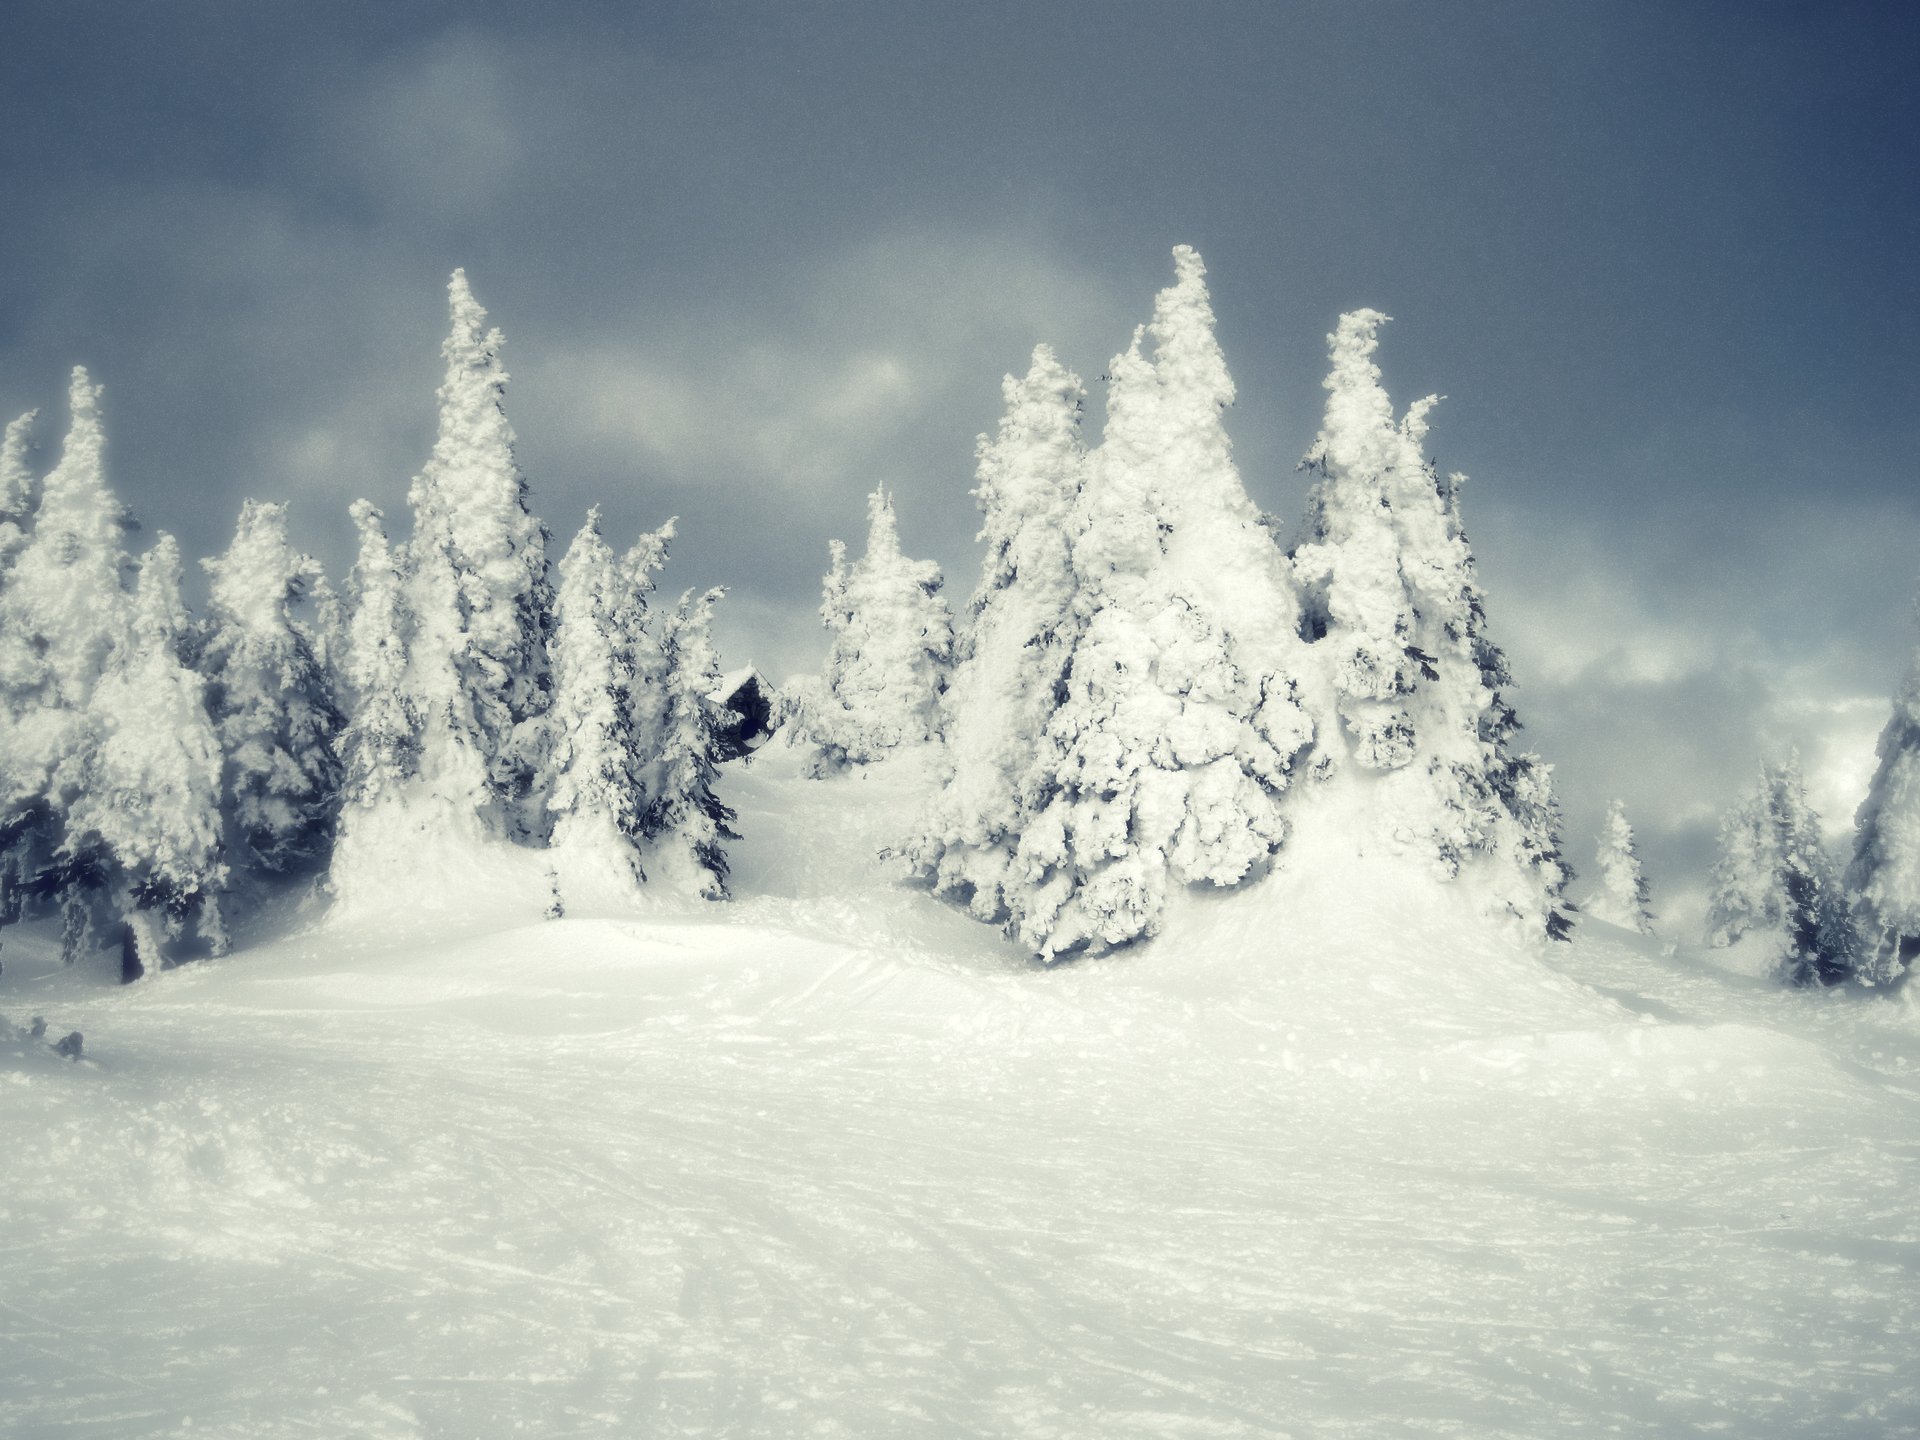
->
xmin=3 ymin=1 xmax=1916 ymax=924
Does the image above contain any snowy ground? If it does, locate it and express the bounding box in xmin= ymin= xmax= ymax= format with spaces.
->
xmin=4 ymin=752 xmax=1919 ymax=1438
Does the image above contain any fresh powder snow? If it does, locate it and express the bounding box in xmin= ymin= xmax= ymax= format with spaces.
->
xmin=3 ymin=745 xmax=1917 ymax=1438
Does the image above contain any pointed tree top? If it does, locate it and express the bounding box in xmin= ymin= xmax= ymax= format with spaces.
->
xmin=1310 ymin=308 xmax=1400 ymax=475
xmin=443 ymin=268 xmax=505 ymax=376
xmin=448 ymin=266 xmax=479 ymax=320
xmin=1325 ymin=309 xmax=1393 ymax=387
xmin=991 ymin=344 xmax=1085 ymax=453
xmin=1012 ymin=342 xmax=1079 ymax=403
xmin=67 ymin=365 xmax=100 ymax=422
xmin=621 ymin=516 xmax=675 ymax=595
xmin=132 ymin=532 xmax=189 ymax=645
xmin=1169 ymin=242 xmax=1206 ymax=285
xmin=1107 ymin=324 xmax=1154 ymax=390
xmin=562 ymin=506 xmax=615 ymax=571
xmin=349 ymin=497 xmax=387 ymax=538
xmin=1148 ymin=246 xmax=1232 ymax=412
xmin=32 ymin=363 xmax=127 ymax=541
xmin=203 ymin=499 xmax=309 ymax=629
xmin=57 ymin=365 xmax=106 ymax=476
xmin=865 ymin=485 xmax=902 ymax=558
xmin=229 ymin=497 xmax=290 ymax=553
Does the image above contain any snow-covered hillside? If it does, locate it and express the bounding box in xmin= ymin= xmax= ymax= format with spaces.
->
xmin=4 ymin=750 xmax=1918 ymax=1438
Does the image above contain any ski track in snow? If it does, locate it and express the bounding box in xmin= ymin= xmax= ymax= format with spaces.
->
xmin=3 ymin=752 xmax=1919 ymax=1438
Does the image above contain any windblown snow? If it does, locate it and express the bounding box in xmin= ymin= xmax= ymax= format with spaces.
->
xmin=4 ymin=748 xmax=1917 ymax=1439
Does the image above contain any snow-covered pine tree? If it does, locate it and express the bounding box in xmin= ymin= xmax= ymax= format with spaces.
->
xmin=1705 ymin=771 xmax=1774 ymax=949
xmin=544 ymin=509 xmax=647 ymax=900
xmin=402 ymin=270 xmax=553 ymax=840
xmin=0 ymin=371 xmax=136 ymax=951
xmin=0 ymin=408 xmax=40 ymax=919
xmin=1290 ymin=310 xmax=1572 ymax=939
xmin=614 ymin=520 xmax=675 ymax=791
xmin=199 ymin=500 xmax=345 ymax=876
xmin=1706 ymin=756 xmax=1857 ymax=986
xmin=68 ymin=534 xmax=228 ymax=974
xmin=336 ymin=501 xmax=419 ymax=810
xmin=789 ymin=487 xmax=952 ymax=770
xmin=1846 ymin=605 xmax=1920 ymax=987
xmin=999 ymin=246 xmax=1315 ymax=959
xmin=0 ymin=370 xmax=132 ymax=731
xmin=643 ymin=587 xmax=736 ymax=899
xmin=1583 ymin=798 xmax=1654 ymax=933
xmin=307 ymin=570 xmax=345 ymax=679
xmin=901 ymin=345 xmax=1087 ymax=923
xmin=0 ymin=409 xmax=37 ymax=574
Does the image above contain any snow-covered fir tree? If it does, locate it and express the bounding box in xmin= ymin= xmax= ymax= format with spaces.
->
xmin=335 ymin=501 xmax=419 ymax=811
xmin=1707 ymin=756 xmax=1858 ymax=986
xmin=67 ymin=534 xmax=227 ymax=974
xmin=0 ymin=408 xmax=41 ymax=920
xmin=0 ymin=370 xmax=135 ymax=948
xmin=0 ymin=370 xmax=131 ymax=729
xmin=543 ymin=509 xmax=650 ymax=901
xmin=789 ymin=487 xmax=952 ymax=770
xmin=1846 ymin=606 xmax=1920 ymax=986
xmin=199 ymin=500 xmax=345 ymax=875
xmin=0 ymin=409 xmax=37 ymax=573
xmin=613 ymin=520 xmax=675 ymax=792
xmin=1582 ymin=798 xmax=1654 ymax=933
xmin=901 ymin=345 xmax=1087 ymax=924
xmin=1290 ymin=310 xmax=1571 ymax=939
xmin=644 ymin=588 xmax=737 ymax=899
xmin=402 ymin=270 xmax=553 ymax=840
xmin=987 ymin=246 xmax=1315 ymax=959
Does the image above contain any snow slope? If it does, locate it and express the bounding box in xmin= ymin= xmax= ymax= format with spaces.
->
xmin=3 ymin=747 xmax=1919 ymax=1438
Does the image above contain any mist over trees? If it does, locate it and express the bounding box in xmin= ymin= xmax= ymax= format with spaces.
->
xmin=0 ymin=247 xmax=1912 ymax=993
xmin=1706 ymin=757 xmax=1859 ymax=987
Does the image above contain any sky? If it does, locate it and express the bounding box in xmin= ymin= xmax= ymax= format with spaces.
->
xmin=2 ymin=0 xmax=1916 ymax=928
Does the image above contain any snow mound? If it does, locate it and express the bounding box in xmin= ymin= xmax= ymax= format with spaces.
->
xmin=325 ymin=798 xmax=558 ymax=936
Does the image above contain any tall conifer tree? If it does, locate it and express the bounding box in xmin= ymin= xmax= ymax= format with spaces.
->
xmin=402 ymin=270 xmax=553 ymax=839
xmin=1583 ymin=798 xmax=1654 ymax=933
xmin=70 ymin=535 xmax=228 ymax=973
xmin=545 ymin=510 xmax=647 ymax=897
xmin=903 ymin=345 xmax=1087 ymax=923
xmin=336 ymin=501 xmax=419 ymax=811
xmin=790 ymin=487 xmax=952 ymax=769
xmin=0 ymin=371 xmax=135 ymax=950
xmin=1004 ymin=247 xmax=1313 ymax=959
xmin=200 ymin=500 xmax=345 ymax=875
xmin=0 ymin=409 xmax=37 ymax=574
xmin=1707 ymin=756 xmax=1858 ymax=986
xmin=645 ymin=588 xmax=737 ymax=899
xmin=1292 ymin=311 xmax=1570 ymax=938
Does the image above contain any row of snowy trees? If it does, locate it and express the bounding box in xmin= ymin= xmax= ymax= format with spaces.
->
xmin=782 ymin=245 xmax=1920 ymax=991
xmin=0 ymin=273 xmax=735 ymax=975
xmin=1701 ymin=643 xmax=1920 ymax=989
xmin=788 ymin=246 xmax=1574 ymax=961
xmin=10 ymin=244 xmax=1912 ymax=988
